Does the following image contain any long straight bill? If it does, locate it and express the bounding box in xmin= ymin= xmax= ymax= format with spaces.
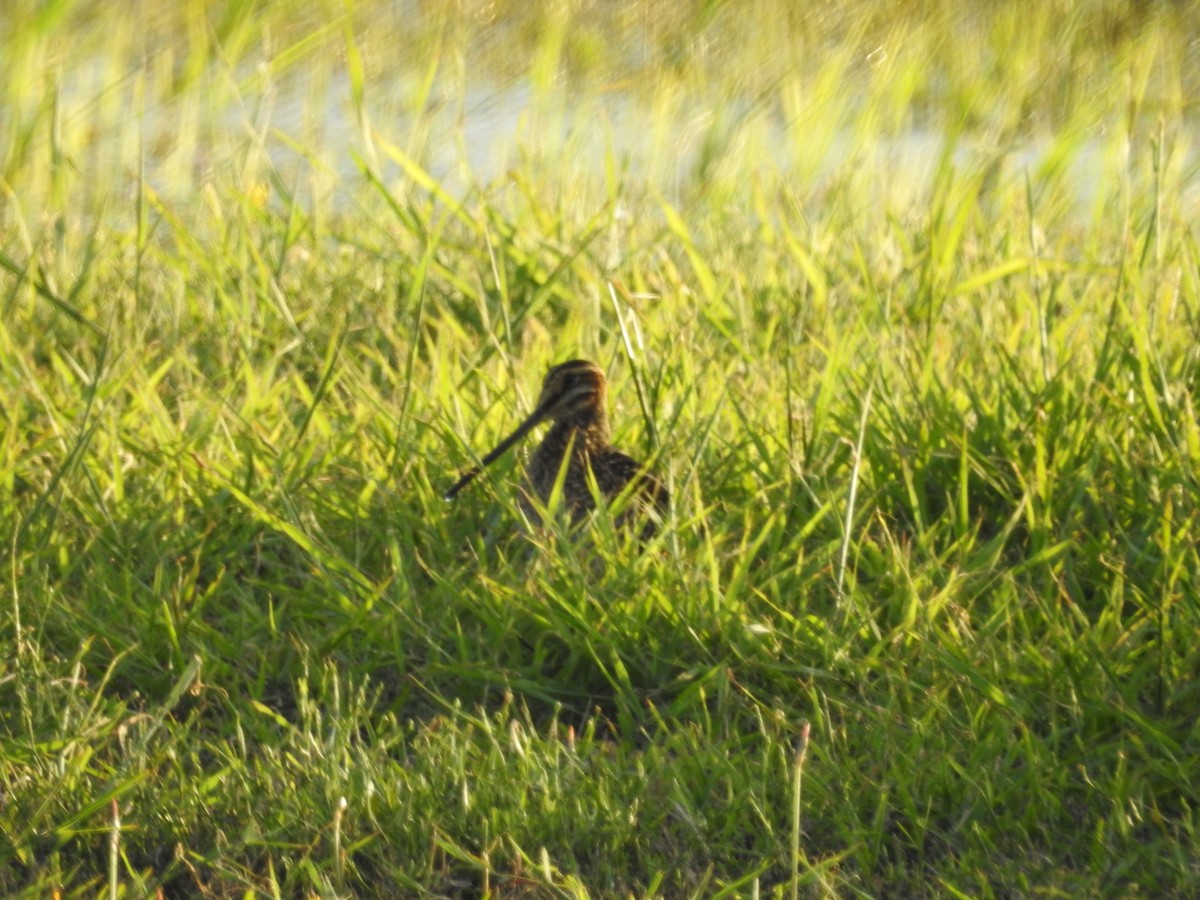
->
xmin=443 ymin=408 xmax=546 ymax=501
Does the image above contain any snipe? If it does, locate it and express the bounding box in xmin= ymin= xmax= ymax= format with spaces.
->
xmin=445 ymin=360 xmax=668 ymax=538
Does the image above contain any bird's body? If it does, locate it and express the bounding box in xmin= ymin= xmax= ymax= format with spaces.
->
xmin=445 ymin=360 xmax=667 ymax=537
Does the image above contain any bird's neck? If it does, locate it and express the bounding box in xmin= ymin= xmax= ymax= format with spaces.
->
xmin=545 ymin=409 xmax=610 ymax=456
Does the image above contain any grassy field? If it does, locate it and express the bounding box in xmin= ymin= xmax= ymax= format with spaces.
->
xmin=3 ymin=0 xmax=1199 ymax=896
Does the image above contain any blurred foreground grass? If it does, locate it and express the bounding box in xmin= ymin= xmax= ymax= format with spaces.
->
xmin=2 ymin=0 xmax=1199 ymax=896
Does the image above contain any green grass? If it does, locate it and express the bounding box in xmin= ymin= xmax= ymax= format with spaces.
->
xmin=3 ymin=0 xmax=1199 ymax=896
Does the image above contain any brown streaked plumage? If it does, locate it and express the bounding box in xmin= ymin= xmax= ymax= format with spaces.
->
xmin=445 ymin=360 xmax=668 ymax=538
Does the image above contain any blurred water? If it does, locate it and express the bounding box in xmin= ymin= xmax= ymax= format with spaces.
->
xmin=49 ymin=43 xmax=1199 ymax=222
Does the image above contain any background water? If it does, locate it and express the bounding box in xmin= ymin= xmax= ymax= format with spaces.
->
xmin=11 ymin=1 xmax=1196 ymax=227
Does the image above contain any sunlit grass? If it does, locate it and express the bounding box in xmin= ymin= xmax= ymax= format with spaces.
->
xmin=2 ymin=0 xmax=1199 ymax=896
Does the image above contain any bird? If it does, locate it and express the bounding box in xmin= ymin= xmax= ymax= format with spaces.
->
xmin=444 ymin=359 xmax=668 ymax=538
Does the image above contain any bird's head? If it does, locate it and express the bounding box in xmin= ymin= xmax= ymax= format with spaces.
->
xmin=443 ymin=359 xmax=608 ymax=501
xmin=531 ymin=359 xmax=607 ymax=424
